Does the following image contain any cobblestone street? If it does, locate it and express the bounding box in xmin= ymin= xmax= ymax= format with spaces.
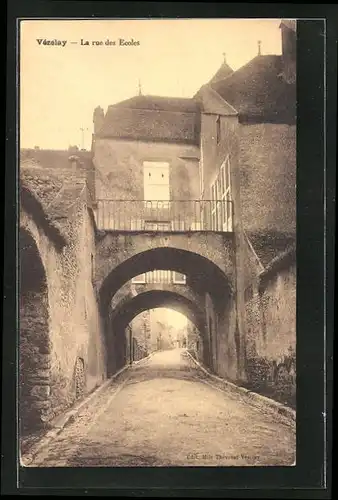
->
xmin=27 ymin=349 xmax=296 ymax=467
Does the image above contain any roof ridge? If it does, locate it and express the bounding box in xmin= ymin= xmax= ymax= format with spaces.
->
xmin=107 ymin=106 xmax=198 ymax=115
xmin=212 ymin=54 xmax=281 ymax=88
xmin=208 ymin=60 xmax=234 ymax=85
xmin=109 ymin=94 xmax=198 ymax=111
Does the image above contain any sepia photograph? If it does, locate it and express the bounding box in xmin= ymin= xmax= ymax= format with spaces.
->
xmin=18 ymin=18 xmax=297 ymax=468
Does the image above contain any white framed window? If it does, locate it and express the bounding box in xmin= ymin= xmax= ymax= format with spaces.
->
xmin=143 ymin=161 xmax=170 ymax=208
xmin=210 ymin=155 xmax=232 ymax=231
xmin=147 ymin=270 xmax=171 ymax=283
xmin=221 ymin=156 xmax=232 ymax=231
xmin=199 ymin=141 xmax=204 ymax=199
xmin=173 ymin=272 xmax=186 ymax=284
xmin=132 ymin=270 xmax=186 ymax=284
xmin=211 ymin=182 xmax=217 ymax=230
xmin=132 ymin=273 xmax=146 ymax=284
xmin=144 ymin=221 xmax=171 ymax=231
xmin=216 ymin=115 xmax=221 ymax=144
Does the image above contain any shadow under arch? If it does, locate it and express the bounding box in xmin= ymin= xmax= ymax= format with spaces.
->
xmin=99 ymin=247 xmax=232 ymax=314
xmin=19 ymin=227 xmax=52 ymax=435
xmin=112 ymin=290 xmax=206 ymax=332
xmin=107 ymin=290 xmax=207 ymax=376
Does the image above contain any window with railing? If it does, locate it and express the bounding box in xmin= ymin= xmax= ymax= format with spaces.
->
xmin=94 ymin=199 xmax=233 ymax=232
xmin=132 ymin=271 xmax=186 ymax=284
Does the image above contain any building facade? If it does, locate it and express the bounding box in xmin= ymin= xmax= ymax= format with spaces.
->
xmin=19 ymin=20 xmax=297 ymax=436
xmin=91 ymin=19 xmax=296 ymax=405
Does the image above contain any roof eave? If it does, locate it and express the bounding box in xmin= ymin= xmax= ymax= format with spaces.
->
xmin=94 ymin=134 xmax=200 ymax=146
xmin=208 ymin=86 xmax=239 ymax=115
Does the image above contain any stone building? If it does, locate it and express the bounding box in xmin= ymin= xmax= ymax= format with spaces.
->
xmin=19 ymin=154 xmax=106 ymax=435
xmin=194 ymin=19 xmax=296 ymax=404
xmin=91 ymin=19 xmax=296 ymax=404
xmin=19 ymin=20 xmax=297 ymax=437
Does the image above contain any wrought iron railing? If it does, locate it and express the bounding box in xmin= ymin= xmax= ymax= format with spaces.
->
xmin=94 ymin=199 xmax=234 ymax=232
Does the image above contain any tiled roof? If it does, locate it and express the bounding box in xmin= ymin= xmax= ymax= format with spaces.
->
xmin=112 ymin=95 xmax=200 ymax=113
xmin=246 ymin=230 xmax=296 ymax=268
xmin=280 ymin=19 xmax=297 ymax=32
xmin=259 ymin=244 xmax=296 ymax=282
xmin=212 ymin=55 xmax=296 ymax=123
xmin=97 ymin=100 xmax=201 ymax=144
xmin=20 ymin=148 xmax=93 ymax=172
xmin=20 ymin=161 xmax=88 ymax=243
xmin=208 ymin=61 xmax=234 ymax=84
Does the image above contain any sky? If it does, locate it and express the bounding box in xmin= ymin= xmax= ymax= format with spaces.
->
xmin=151 ymin=308 xmax=188 ymax=330
xmin=20 ymin=18 xmax=282 ymax=150
xmin=132 ymin=308 xmax=188 ymax=335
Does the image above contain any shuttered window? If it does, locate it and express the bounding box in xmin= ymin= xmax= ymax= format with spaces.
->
xmin=143 ymin=161 xmax=170 ymax=203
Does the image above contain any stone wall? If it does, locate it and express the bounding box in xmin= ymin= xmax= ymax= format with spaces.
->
xmin=244 ymin=254 xmax=296 ymax=407
xmin=130 ymin=310 xmax=151 ymax=356
xmin=200 ymin=114 xmax=239 ymax=201
xmin=19 ymin=289 xmax=51 ymax=431
xmin=238 ymin=123 xmax=296 ymax=235
xmin=96 ymin=232 xmax=235 ymax=301
xmin=96 ymin=232 xmax=239 ymax=379
xmin=200 ymin=113 xmax=249 ymax=380
xmin=20 ymin=202 xmax=106 ymax=428
xmin=235 ymin=122 xmax=296 ymax=406
xmin=93 ymin=138 xmax=200 ymax=201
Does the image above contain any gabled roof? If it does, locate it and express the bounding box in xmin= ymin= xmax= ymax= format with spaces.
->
xmin=208 ymin=61 xmax=234 ymax=85
xmin=280 ymin=19 xmax=297 ymax=32
xmin=211 ymin=55 xmax=296 ymax=123
xmin=112 ymin=95 xmax=200 ymax=113
xmin=194 ymin=84 xmax=238 ymax=116
xmin=97 ymin=96 xmax=201 ymax=144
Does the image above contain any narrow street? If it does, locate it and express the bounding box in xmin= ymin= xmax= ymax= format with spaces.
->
xmin=29 ymin=349 xmax=295 ymax=467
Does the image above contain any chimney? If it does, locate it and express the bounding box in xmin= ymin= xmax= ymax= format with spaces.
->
xmin=93 ymin=106 xmax=105 ymax=134
xmin=68 ymin=155 xmax=80 ymax=170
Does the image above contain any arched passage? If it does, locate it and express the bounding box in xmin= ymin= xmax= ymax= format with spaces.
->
xmin=19 ymin=228 xmax=51 ymax=433
xmin=97 ymin=246 xmax=237 ymax=380
xmin=107 ymin=290 xmax=207 ymax=375
xmin=99 ymin=246 xmax=233 ymax=314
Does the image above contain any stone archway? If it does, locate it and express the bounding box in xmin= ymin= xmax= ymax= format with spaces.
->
xmin=98 ymin=246 xmax=233 ymax=314
xmin=19 ymin=228 xmax=52 ymax=434
xmin=96 ymin=245 xmax=239 ymax=381
xmin=107 ymin=289 xmax=207 ymax=375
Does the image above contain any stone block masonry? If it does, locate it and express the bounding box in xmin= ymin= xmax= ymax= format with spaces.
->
xmin=244 ymin=251 xmax=296 ymax=408
xmin=20 ymin=187 xmax=106 ymax=432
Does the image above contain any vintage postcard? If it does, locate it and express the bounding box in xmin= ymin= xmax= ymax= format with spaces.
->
xmin=18 ymin=18 xmax=298 ymax=470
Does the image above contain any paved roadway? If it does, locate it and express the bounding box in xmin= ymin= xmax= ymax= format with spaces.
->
xmin=29 ymin=349 xmax=296 ymax=467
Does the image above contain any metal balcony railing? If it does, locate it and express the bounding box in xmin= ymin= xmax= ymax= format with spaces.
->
xmin=94 ymin=200 xmax=234 ymax=232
